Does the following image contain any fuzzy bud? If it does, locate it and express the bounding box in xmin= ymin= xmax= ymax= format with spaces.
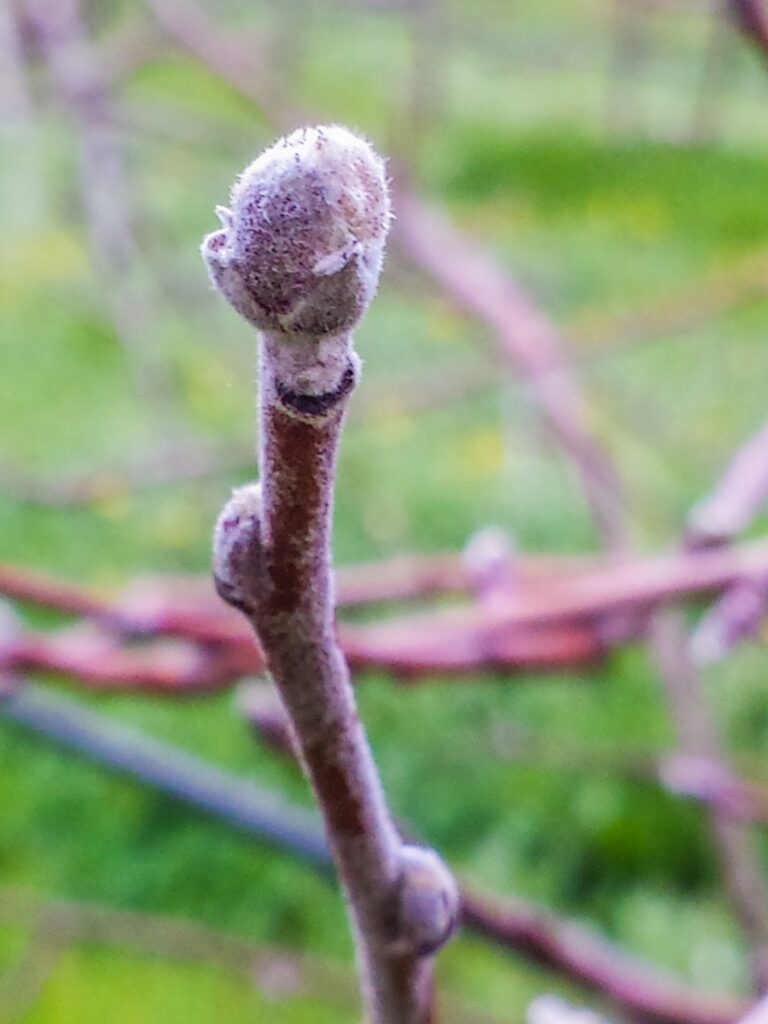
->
xmin=202 ymin=124 xmax=390 ymax=338
xmin=212 ymin=483 xmax=263 ymax=613
xmin=387 ymin=845 xmax=460 ymax=958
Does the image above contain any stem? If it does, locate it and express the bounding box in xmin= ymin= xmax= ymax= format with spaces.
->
xmin=205 ymin=124 xmax=458 ymax=1023
xmin=215 ymin=332 xmax=455 ymax=1022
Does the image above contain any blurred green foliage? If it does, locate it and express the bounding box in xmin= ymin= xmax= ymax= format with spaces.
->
xmin=2 ymin=0 xmax=768 ymax=1019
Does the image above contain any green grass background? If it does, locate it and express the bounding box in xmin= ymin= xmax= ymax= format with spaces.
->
xmin=2 ymin=0 xmax=768 ymax=1019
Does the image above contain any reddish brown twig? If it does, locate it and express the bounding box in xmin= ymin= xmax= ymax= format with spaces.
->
xmin=728 ymin=0 xmax=768 ymax=65
xmin=3 ymin=628 xmax=246 ymax=694
xmin=205 ymin=126 xmax=459 ymax=1024
xmin=462 ymin=890 xmax=749 ymax=1024
xmin=238 ymin=683 xmax=754 ymax=1024
xmin=392 ymin=188 xmax=629 ymax=553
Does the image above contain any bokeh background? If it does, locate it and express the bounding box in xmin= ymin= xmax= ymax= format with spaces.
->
xmin=2 ymin=0 xmax=768 ymax=1020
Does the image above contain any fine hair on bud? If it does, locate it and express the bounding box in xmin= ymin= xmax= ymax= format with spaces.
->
xmin=202 ymin=125 xmax=391 ymax=338
xmin=212 ymin=483 xmax=263 ymax=613
xmin=388 ymin=845 xmax=460 ymax=958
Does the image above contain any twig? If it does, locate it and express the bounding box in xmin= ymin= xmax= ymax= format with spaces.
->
xmin=392 ymin=188 xmax=630 ymax=553
xmin=144 ymin=0 xmax=297 ymax=125
xmin=0 ymin=682 xmax=752 ymax=1024
xmin=0 ymin=912 xmax=69 ymax=1024
xmin=688 ymin=417 xmax=768 ymax=547
xmin=728 ymin=0 xmax=768 ymax=66
xmin=737 ymin=994 xmax=768 ymax=1024
xmin=10 ymin=536 xmax=768 ymax=692
xmin=23 ymin=0 xmax=176 ymax=413
xmin=204 ymin=126 xmax=459 ymax=1024
xmin=2 ymin=683 xmax=330 ymax=866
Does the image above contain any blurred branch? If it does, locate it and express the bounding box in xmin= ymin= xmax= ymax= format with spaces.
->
xmin=7 ymin=535 xmax=768 ymax=691
xmin=0 ymin=911 xmax=69 ymax=1024
xmin=5 ymin=626 xmax=247 ymax=694
xmin=571 ymin=247 xmax=768 ymax=355
xmin=728 ymin=0 xmax=768 ymax=66
xmin=389 ymin=59 xmax=768 ymax=979
xmin=0 ymin=682 xmax=751 ymax=1024
xmin=688 ymin=417 xmax=768 ymax=547
xmin=0 ymin=888 xmax=506 ymax=1024
xmin=687 ymin=416 xmax=768 ymax=662
xmin=144 ymin=0 xmax=298 ymax=125
xmin=393 ymin=189 xmax=630 ymax=553
xmin=23 ymin=0 xmax=176 ymax=413
xmin=668 ymin=409 xmax=768 ymax=987
xmin=0 ymin=0 xmax=32 ymax=120
xmin=243 ymin=681 xmax=768 ymax=828
xmin=98 ymin=15 xmax=170 ymax=84
xmin=2 ymin=683 xmax=331 ymax=866
xmin=737 ymin=995 xmax=768 ymax=1024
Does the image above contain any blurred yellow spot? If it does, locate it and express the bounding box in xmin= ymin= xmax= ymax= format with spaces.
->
xmin=368 ymin=404 xmax=415 ymax=445
xmin=151 ymin=500 xmax=202 ymax=550
xmin=454 ymin=427 xmax=505 ymax=479
xmin=426 ymin=300 xmax=464 ymax=345
xmin=586 ymin=194 xmax=667 ymax=243
xmin=90 ymin=483 xmax=133 ymax=521
xmin=179 ymin=349 xmax=241 ymax=426
xmin=0 ymin=229 xmax=86 ymax=292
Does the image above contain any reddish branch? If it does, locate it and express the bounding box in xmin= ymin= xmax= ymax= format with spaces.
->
xmin=728 ymin=0 xmax=768 ymax=65
xmin=5 ymin=536 xmax=768 ymax=690
xmin=462 ymin=891 xmax=748 ymax=1024
xmin=238 ymin=683 xmax=754 ymax=1024
xmin=393 ymin=189 xmax=629 ymax=553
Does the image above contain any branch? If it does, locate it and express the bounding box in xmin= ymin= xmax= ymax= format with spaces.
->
xmin=737 ymin=994 xmax=768 ymax=1024
xmin=1 ymin=682 xmax=752 ymax=1024
xmin=392 ymin=188 xmax=629 ymax=553
xmin=204 ymin=126 xmax=458 ymax=1024
xmin=23 ymin=0 xmax=176 ymax=411
xmin=728 ymin=0 xmax=768 ymax=66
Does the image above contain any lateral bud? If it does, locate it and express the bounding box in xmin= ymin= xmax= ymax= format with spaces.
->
xmin=388 ymin=845 xmax=460 ymax=958
xmin=212 ymin=483 xmax=263 ymax=614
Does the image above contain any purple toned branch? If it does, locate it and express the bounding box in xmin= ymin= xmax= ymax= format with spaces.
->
xmin=728 ymin=0 xmax=768 ymax=65
xmin=204 ymin=126 xmax=458 ymax=1024
xmin=238 ymin=679 xmax=754 ymax=1024
xmin=392 ymin=188 xmax=630 ymax=553
xmin=736 ymin=994 xmax=768 ymax=1024
xmin=4 ymin=679 xmax=751 ymax=1024
xmin=24 ymin=0 xmax=175 ymax=411
xmin=688 ymin=417 xmax=768 ymax=547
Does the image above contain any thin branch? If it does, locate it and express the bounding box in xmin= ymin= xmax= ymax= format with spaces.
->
xmin=392 ymin=188 xmax=630 ymax=553
xmin=736 ymin=994 xmax=768 ymax=1024
xmin=688 ymin=417 xmax=768 ymax=547
xmin=728 ymin=0 xmax=768 ymax=66
xmin=205 ymin=127 xmax=459 ymax=1024
xmin=23 ymin=0 xmax=176 ymax=413
xmin=0 ymin=681 xmax=752 ymax=1024
xmin=0 ymin=887 xmax=504 ymax=1024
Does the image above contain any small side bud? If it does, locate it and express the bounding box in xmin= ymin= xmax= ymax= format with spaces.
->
xmin=213 ymin=483 xmax=263 ymax=613
xmin=202 ymin=124 xmax=391 ymax=338
xmin=388 ymin=845 xmax=460 ymax=958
